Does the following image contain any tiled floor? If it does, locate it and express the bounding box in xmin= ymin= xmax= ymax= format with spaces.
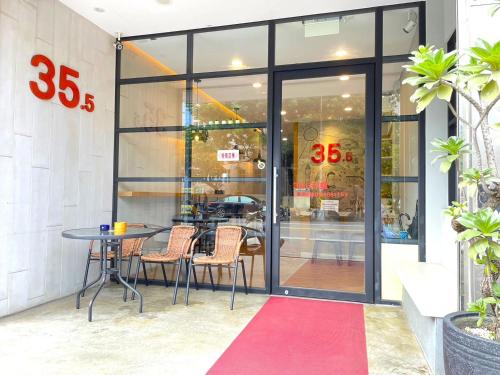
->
xmin=0 ymin=285 xmax=429 ymax=375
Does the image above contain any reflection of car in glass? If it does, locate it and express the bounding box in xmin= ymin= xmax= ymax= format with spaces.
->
xmin=208 ymin=195 xmax=263 ymax=218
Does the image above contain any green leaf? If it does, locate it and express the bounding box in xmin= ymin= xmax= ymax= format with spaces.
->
xmin=492 ymin=283 xmax=500 ymax=298
xmin=416 ymin=90 xmax=437 ymax=113
xmin=469 ymin=238 xmax=489 ymax=257
xmin=468 ymin=74 xmax=490 ymax=90
xmin=458 ymin=229 xmax=482 ymax=241
xmin=491 ymin=241 xmax=500 ymax=257
xmin=437 ymin=85 xmax=453 ymax=101
xmin=481 ymin=80 xmax=500 ymax=102
xmin=483 ymin=297 xmax=497 ymax=305
xmin=440 ymin=159 xmax=452 ymax=173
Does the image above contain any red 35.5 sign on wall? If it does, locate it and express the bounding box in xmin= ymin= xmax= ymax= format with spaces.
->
xmin=29 ymin=54 xmax=95 ymax=112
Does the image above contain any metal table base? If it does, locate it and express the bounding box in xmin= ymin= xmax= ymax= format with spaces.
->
xmin=75 ymin=239 xmax=143 ymax=322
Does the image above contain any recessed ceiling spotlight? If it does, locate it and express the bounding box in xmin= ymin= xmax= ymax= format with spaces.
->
xmin=230 ymin=58 xmax=243 ymax=69
xmin=252 ymin=82 xmax=262 ymax=89
xmin=156 ymin=0 xmax=172 ymax=4
xmin=341 ymin=93 xmax=351 ymax=98
xmin=93 ymin=7 xmax=105 ymax=13
xmin=282 ymin=137 xmax=288 ymax=141
xmin=280 ymin=110 xmax=287 ymax=116
xmin=339 ymin=75 xmax=350 ymax=81
xmin=344 ymin=107 xmax=353 ymax=112
xmin=335 ymin=49 xmax=348 ymax=57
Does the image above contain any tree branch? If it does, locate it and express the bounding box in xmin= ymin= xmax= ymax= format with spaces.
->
xmin=447 ymin=102 xmax=471 ymax=127
xmin=440 ymin=80 xmax=483 ymax=114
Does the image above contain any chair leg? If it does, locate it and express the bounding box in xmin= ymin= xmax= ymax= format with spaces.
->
xmin=161 ymin=263 xmax=169 ymax=288
xmin=123 ymin=257 xmax=133 ymax=302
xmin=185 ymin=260 xmax=194 ymax=306
xmin=250 ymin=255 xmax=255 ymax=288
xmin=240 ymin=259 xmax=248 ymax=295
xmin=208 ymin=265 xmax=215 ymax=292
xmin=142 ymin=261 xmax=149 ymax=286
xmin=81 ymin=251 xmax=92 ymax=297
xmin=172 ymin=260 xmax=182 ymax=305
xmin=132 ymin=256 xmax=141 ymax=301
xmin=184 ymin=258 xmax=198 ymax=290
xmin=230 ymin=262 xmax=239 ymax=310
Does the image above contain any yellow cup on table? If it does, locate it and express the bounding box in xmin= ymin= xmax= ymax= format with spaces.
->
xmin=114 ymin=221 xmax=127 ymax=234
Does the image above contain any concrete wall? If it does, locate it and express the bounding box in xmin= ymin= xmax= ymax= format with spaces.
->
xmin=0 ymin=0 xmax=115 ymax=317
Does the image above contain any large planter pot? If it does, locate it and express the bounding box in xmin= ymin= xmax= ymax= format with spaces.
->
xmin=443 ymin=311 xmax=500 ymax=375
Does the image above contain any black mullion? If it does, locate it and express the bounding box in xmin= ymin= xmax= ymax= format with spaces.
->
xmin=265 ymin=20 xmax=275 ymax=295
xmin=192 ymin=68 xmax=268 ymax=79
xmin=112 ymin=46 xmax=121 ymax=223
xmin=119 ymin=75 xmax=188 ymax=85
xmin=418 ymin=1 xmax=426 ymax=262
xmin=374 ymin=7 xmax=383 ymax=304
xmin=185 ymin=32 xmax=194 ymax=207
xmin=117 ymin=177 xmax=267 ymax=183
xmin=381 ymin=115 xmax=419 ymax=123
xmin=118 ymin=123 xmax=267 ymax=134
xmin=382 ymin=54 xmax=413 ymax=63
xmin=381 ymin=176 xmax=419 ymax=183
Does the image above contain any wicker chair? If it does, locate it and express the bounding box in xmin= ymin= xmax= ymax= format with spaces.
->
xmin=239 ymin=226 xmax=265 ymax=288
xmin=185 ymin=226 xmax=248 ymax=310
xmin=81 ymin=223 xmax=146 ymax=302
xmin=139 ymin=225 xmax=198 ymax=304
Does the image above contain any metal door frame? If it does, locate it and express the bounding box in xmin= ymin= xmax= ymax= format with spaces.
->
xmin=270 ymin=64 xmax=375 ymax=303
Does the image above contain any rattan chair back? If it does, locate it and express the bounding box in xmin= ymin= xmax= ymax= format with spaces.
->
xmin=213 ymin=226 xmax=245 ymax=262
xmin=166 ymin=225 xmax=198 ymax=258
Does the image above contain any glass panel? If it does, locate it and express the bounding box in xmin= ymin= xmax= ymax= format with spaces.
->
xmin=121 ymin=36 xmax=187 ymax=78
xmin=383 ymin=7 xmax=419 ymax=56
xmin=279 ymin=73 xmax=366 ymax=294
xmin=381 ymin=182 xmax=419 ymax=243
xmin=119 ymin=81 xmax=187 ymax=128
xmin=117 ymin=181 xmax=267 ymax=288
xmin=276 ymin=13 xmax=375 ymax=65
xmin=382 ymin=62 xmax=417 ymax=116
xmin=381 ymin=243 xmax=418 ymax=300
xmin=193 ymin=75 xmax=267 ymax=124
xmin=119 ymin=132 xmax=185 ymax=177
xmin=382 ymin=122 xmax=418 ymax=177
xmin=193 ymin=26 xmax=268 ymax=72
xmin=191 ymin=128 xmax=267 ymax=179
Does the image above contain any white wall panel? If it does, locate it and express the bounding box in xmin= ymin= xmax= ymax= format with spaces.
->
xmin=0 ymin=0 xmax=115 ymax=317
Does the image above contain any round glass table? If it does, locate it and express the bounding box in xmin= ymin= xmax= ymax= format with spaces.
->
xmin=62 ymin=225 xmax=166 ymax=321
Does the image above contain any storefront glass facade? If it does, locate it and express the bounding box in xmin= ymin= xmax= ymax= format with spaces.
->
xmin=114 ymin=2 xmax=425 ymax=303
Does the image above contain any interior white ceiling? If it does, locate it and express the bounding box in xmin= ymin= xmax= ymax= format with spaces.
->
xmin=59 ymin=0 xmax=416 ymax=37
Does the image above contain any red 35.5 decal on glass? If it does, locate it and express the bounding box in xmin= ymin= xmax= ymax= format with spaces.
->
xmin=29 ymin=54 xmax=95 ymax=113
xmin=311 ymin=143 xmax=353 ymax=164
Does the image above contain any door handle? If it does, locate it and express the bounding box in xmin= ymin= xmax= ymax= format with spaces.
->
xmin=273 ymin=166 xmax=278 ymax=224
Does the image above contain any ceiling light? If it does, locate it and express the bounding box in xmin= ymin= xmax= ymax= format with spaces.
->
xmin=93 ymin=7 xmax=105 ymax=13
xmin=282 ymin=137 xmax=288 ymax=141
xmin=280 ymin=110 xmax=287 ymax=116
xmin=252 ymin=82 xmax=262 ymax=89
xmin=230 ymin=58 xmax=243 ymax=69
xmin=339 ymin=75 xmax=349 ymax=81
xmin=341 ymin=93 xmax=351 ymax=98
xmin=335 ymin=49 xmax=348 ymax=57
xmin=344 ymin=107 xmax=353 ymax=112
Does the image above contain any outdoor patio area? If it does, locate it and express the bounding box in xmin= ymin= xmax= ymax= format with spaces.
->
xmin=0 ymin=284 xmax=429 ymax=374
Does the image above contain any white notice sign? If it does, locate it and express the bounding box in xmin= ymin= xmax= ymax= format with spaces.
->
xmin=217 ymin=150 xmax=239 ymax=162
xmin=321 ymin=199 xmax=339 ymax=212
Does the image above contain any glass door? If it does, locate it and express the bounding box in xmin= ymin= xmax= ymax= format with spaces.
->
xmin=271 ymin=65 xmax=374 ymax=302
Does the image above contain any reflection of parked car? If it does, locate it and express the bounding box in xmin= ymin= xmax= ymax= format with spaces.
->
xmin=208 ymin=195 xmax=263 ymax=218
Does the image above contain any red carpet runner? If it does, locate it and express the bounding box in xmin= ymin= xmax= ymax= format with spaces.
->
xmin=208 ymin=297 xmax=368 ymax=374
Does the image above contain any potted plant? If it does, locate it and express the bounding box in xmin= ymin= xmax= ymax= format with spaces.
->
xmin=403 ymin=37 xmax=500 ymax=374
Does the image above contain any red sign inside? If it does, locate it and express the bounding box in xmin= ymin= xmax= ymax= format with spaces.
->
xmin=311 ymin=143 xmax=353 ymax=164
xmin=29 ymin=54 xmax=95 ymax=112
